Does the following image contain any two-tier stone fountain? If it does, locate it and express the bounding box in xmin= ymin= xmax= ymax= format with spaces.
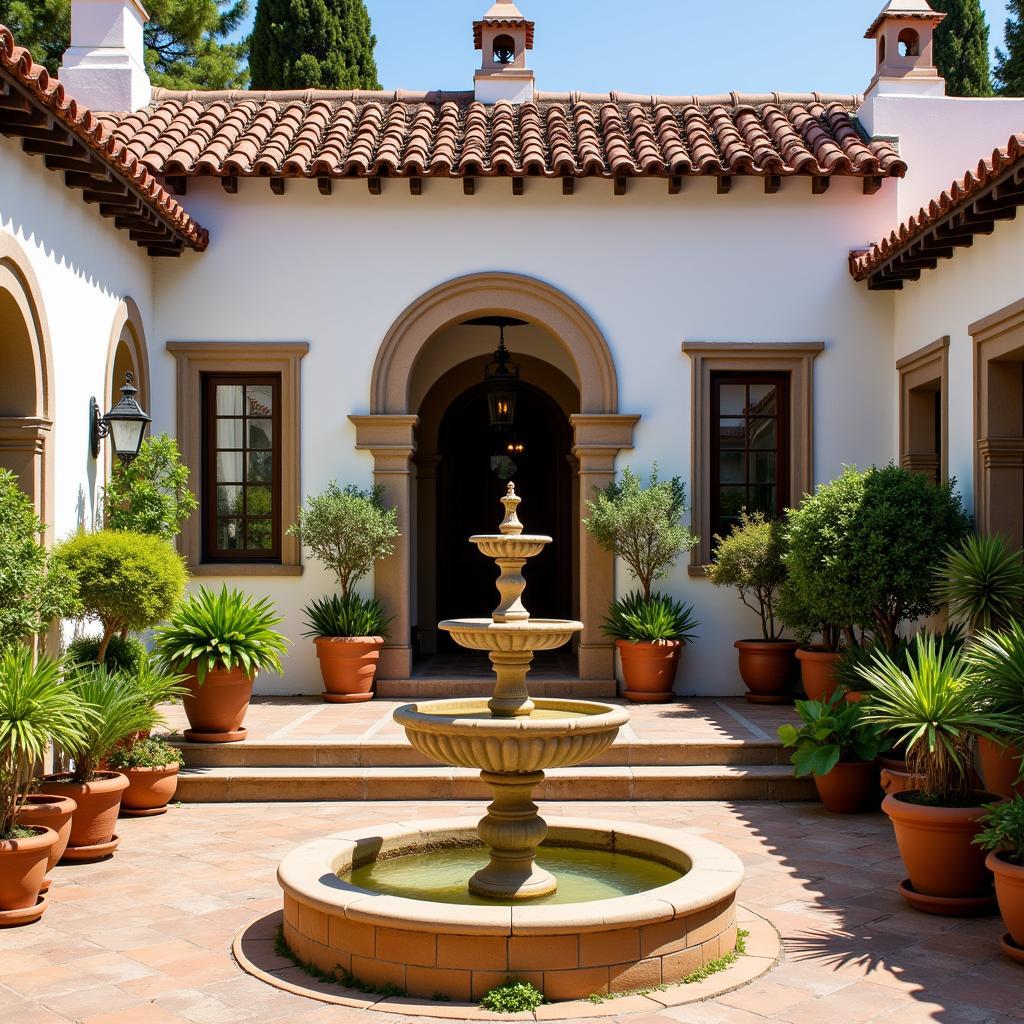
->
xmin=277 ymin=485 xmax=744 ymax=1002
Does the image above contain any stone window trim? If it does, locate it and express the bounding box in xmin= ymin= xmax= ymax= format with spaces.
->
xmin=167 ymin=341 xmax=308 ymax=576
xmin=896 ymin=336 xmax=949 ymax=484
xmin=682 ymin=340 xmax=824 ymax=573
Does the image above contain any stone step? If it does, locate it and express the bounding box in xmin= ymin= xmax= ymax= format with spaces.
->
xmin=375 ymin=678 xmax=619 ymax=699
xmin=174 ymin=764 xmax=814 ymax=803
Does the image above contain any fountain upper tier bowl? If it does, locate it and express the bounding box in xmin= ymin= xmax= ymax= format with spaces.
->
xmin=439 ymin=617 xmax=584 ymax=652
xmin=470 ymin=533 xmax=551 ymax=559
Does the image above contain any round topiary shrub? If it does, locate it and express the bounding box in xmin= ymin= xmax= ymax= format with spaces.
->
xmin=65 ymin=634 xmax=147 ymax=674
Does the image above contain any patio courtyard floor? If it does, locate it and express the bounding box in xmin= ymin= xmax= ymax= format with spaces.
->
xmin=1 ymin=796 xmax=1020 ymax=1024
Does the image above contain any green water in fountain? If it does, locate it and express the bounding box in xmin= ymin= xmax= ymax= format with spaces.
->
xmin=344 ymin=845 xmax=683 ymax=906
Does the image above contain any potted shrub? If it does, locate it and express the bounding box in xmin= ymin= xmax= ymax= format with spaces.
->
xmin=974 ymin=796 xmax=1024 ymax=961
xmin=861 ymin=634 xmax=1012 ymax=915
xmin=965 ymin=623 xmax=1024 ymax=799
xmin=153 ymin=585 xmax=288 ymax=743
xmin=39 ymin=667 xmax=158 ymax=861
xmin=935 ymin=534 xmax=1024 ymax=636
xmin=0 ymin=648 xmax=88 ymax=924
xmin=706 ymin=510 xmax=794 ymax=703
xmin=288 ymin=483 xmax=398 ymax=703
xmin=778 ymin=691 xmax=883 ymax=813
xmin=109 ymin=737 xmax=185 ymax=817
xmin=584 ymin=467 xmax=699 ymax=702
xmin=66 ymin=634 xmax=146 ymax=675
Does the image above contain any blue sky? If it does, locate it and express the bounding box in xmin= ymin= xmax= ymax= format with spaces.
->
xmin=238 ymin=1 xmax=1014 ymax=96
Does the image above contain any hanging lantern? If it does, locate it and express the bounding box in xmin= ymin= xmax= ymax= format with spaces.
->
xmin=467 ymin=316 xmax=526 ymax=431
xmin=90 ymin=372 xmax=152 ymax=465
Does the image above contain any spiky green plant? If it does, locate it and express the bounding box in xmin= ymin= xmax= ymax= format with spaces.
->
xmin=131 ymin=654 xmax=189 ymax=710
xmin=935 ymin=535 xmax=1024 ymax=634
xmin=601 ymin=591 xmax=699 ymax=644
xmin=301 ymin=593 xmax=392 ymax=640
xmin=0 ymin=648 xmax=90 ymax=839
xmin=964 ymin=622 xmax=1024 ymax=750
xmin=153 ymin=585 xmax=288 ymax=685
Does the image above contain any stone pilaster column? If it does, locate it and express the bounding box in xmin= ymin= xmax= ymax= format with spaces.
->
xmin=413 ymin=452 xmax=441 ymax=655
xmin=350 ymin=415 xmax=419 ymax=679
xmin=571 ymin=414 xmax=640 ymax=681
xmin=978 ymin=437 xmax=1024 ymax=550
xmin=0 ymin=416 xmax=51 ymax=514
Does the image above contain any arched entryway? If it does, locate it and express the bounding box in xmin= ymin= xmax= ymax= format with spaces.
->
xmin=351 ymin=272 xmax=640 ymax=681
xmin=103 ymin=298 xmax=150 ymax=478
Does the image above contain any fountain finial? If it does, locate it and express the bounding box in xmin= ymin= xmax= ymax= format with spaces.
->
xmin=499 ymin=482 xmax=524 ymax=535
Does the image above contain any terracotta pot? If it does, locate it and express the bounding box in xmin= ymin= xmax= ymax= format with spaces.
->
xmin=881 ymin=765 xmax=923 ymax=797
xmin=815 ymin=760 xmax=880 ymax=814
xmin=616 ymin=640 xmax=682 ymax=704
xmin=988 ymin=851 xmax=1024 ymax=948
xmin=0 ymin=827 xmax=56 ymax=914
xmin=121 ymin=765 xmax=180 ymax=814
xmin=314 ymin=637 xmax=383 ymax=704
xmin=978 ymin=737 xmax=1024 ymax=799
xmin=845 ymin=690 xmax=868 ymax=704
xmin=796 ymin=648 xmax=842 ymax=702
xmin=182 ymin=665 xmax=254 ymax=743
xmin=38 ymin=772 xmax=129 ymax=855
xmin=15 ymin=796 xmax=77 ymax=890
xmin=735 ymin=640 xmax=798 ymax=704
xmin=882 ymin=791 xmax=997 ymax=905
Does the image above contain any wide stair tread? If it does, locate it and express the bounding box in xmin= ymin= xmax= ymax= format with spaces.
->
xmin=376 ymin=679 xmax=618 ymax=698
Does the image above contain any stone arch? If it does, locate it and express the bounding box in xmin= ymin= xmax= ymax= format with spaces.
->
xmin=0 ymin=234 xmax=54 ymax=526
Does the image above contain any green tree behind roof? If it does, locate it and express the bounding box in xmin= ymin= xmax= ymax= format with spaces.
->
xmin=996 ymin=0 xmax=1024 ymax=95
xmin=931 ymin=0 xmax=993 ymax=97
xmin=249 ymin=0 xmax=380 ymax=90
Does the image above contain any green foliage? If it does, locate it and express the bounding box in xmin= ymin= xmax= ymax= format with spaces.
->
xmin=54 ymin=531 xmax=188 ymax=665
xmin=836 ymin=625 xmax=966 ymax=695
xmin=288 ymin=483 xmax=398 ymax=600
xmin=965 ymin=622 xmax=1024 ymax=745
xmin=0 ymin=470 xmax=81 ymax=649
xmin=778 ymin=691 xmax=883 ymax=777
xmin=996 ymin=0 xmax=1024 ymax=94
xmin=974 ymin=796 xmax=1024 ymax=865
xmin=249 ymin=0 xmax=379 ymax=89
xmin=706 ymin=511 xmax=788 ymax=641
xmin=302 ymin=593 xmax=392 ymax=640
xmin=154 ymin=585 xmax=288 ymax=684
xmin=0 ymin=648 xmax=89 ymax=838
xmin=0 ymin=0 xmax=68 ymax=72
xmin=602 ymin=591 xmax=699 ymax=644
xmin=859 ymin=634 xmax=1013 ymax=802
xmin=934 ymin=535 xmax=1024 ymax=634
xmin=479 ymin=980 xmax=545 ymax=1013
xmin=101 ymin=435 xmax=198 ymax=542
xmin=931 ymin=0 xmax=993 ymax=96
xmin=584 ymin=466 xmax=697 ymax=601
xmin=108 ymin=736 xmax=184 ymax=771
xmin=66 ymin=634 xmax=146 ymax=674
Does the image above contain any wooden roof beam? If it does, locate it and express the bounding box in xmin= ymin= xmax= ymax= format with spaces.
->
xmin=764 ymin=175 xmax=781 ymax=195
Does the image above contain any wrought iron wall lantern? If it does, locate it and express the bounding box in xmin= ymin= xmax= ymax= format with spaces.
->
xmin=466 ymin=316 xmax=527 ymax=430
xmin=90 ymin=372 xmax=151 ymax=465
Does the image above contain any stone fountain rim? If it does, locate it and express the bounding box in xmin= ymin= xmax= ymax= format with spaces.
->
xmin=393 ymin=696 xmax=630 ymax=735
xmin=469 ymin=533 xmax=554 ymax=543
xmin=277 ymin=816 xmax=744 ymax=937
xmin=438 ymin=618 xmax=585 ymax=632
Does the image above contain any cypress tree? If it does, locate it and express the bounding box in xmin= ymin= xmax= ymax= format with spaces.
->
xmin=930 ymin=0 xmax=993 ymax=97
xmin=249 ymin=0 xmax=380 ymax=91
xmin=996 ymin=0 xmax=1024 ymax=95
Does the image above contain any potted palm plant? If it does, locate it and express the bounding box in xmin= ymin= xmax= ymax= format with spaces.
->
xmin=1 ymin=648 xmax=88 ymax=925
xmin=584 ymin=467 xmax=699 ymax=702
xmin=778 ymin=691 xmax=883 ymax=813
xmin=935 ymin=534 xmax=1024 ymax=636
xmin=706 ymin=511 xmax=794 ymax=703
xmin=288 ymin=483 xmax=398 ymax=703
xmin=861 ymin=634 xmax=1012 ymax=915
xmin=974 ymin=796 xmax=1024 ymax=962
xmin=153 ymin=585 xmax=288 ymax=743
xmin=39 ymin=666 xmax=158 ymax=861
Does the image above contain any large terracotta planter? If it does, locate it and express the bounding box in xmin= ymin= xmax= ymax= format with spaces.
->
xmin=16 ymin=796 xmax=77 ymax=892
xmin=796 ymin=648 xmax=842 ymax=702
xmin=121 ymin=765 xmax=180 ymax=817
xmin=182 ymin=665 xmax=254 ymax=743
xmin=0 ymin=826 xmax=56 ymax=926
xmin=882 ymin=791 xmax=998 ymax=915
xmin=38 ymin=772 xmax=129 ymax=862
xmin=978 ymin=737 xmax=1024 ymax=799
xmin=988 ymin=851 xmax=1024 ymax=951
xmin=815 ymin=760 xmax=879 ymax=814
xmin=616 ymin=639 xmax=682 ymax=704
xmin=735 ymin=640 xmax=798 ymax=704
xmin=314 ymin=637 xmax=383 ymax=704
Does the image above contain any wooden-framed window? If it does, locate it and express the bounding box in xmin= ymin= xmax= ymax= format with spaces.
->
xmin=202 ymin=374 xmax=281 ymax=563
xmin=897 ymin=337 xmax=948 ymax=486
xmin=710 ymin=372 xmax=790 ymax=540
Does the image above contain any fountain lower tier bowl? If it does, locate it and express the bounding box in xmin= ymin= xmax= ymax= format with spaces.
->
xmin=438 ymin=618 xmax=584 ymax=652
xmin=277 ymin=818 xmax=744 ymax=1003
xmin=393 ymin=698 xmax=629 ymax=773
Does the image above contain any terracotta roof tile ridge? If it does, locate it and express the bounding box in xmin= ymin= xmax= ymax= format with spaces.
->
xmin=536 ymin=90 xmax=864 ymax=108
xmin=148 ymin=86 xmax=476 ymax=105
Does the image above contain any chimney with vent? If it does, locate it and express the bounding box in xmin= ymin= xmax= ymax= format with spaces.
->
xmin=474 ymin=1 xmax=536 ymax=104
xmin=863 ymin=0 xmax=946 ymax=98
xmin=59 ymin=0 xmax=152 ymax=112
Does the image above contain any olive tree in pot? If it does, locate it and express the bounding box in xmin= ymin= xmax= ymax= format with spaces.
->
xmin=777 ymin=691 xmax=883 ymax=813
xmin=706 ymin=511 xmax=794 ymax=703
xmin=154 ymin=586 xmax=288 ymax=743
xmin=0 ymin=648 xmax=88 ymax=925
xmin=974 ymin=796 xmax=1024 ymax=961
xmin=288 ymin=483 xmax=398 ymax=703
xmin=861 ymin=634 xmax=1014 ymax=915
xmin=584 ymin=467 xmax=699 ymax=702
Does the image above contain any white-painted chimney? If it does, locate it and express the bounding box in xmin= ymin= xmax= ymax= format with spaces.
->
xmin=473 ymin=0 xmax=536 ymax=105
xmin=59 ymin=0 xmax=151 ymax=112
